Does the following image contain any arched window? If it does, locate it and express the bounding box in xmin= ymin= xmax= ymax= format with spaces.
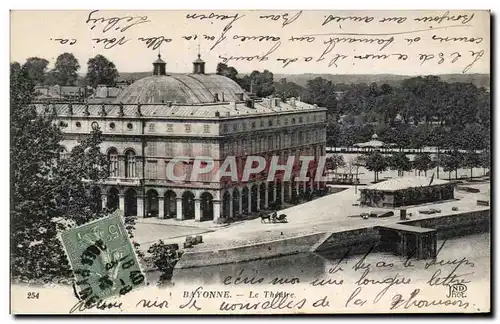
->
xmin=124 ymin=149 xmax=136 ymax=178
xmin=59 ymin=146 xmax=69 ymax=160
xmin=107 ymin=148 xmax=119 ymax=177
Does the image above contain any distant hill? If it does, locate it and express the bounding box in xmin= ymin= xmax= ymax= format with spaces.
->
xmin=273 ymin=73 xmax=490 ymax=89
xmin=108 ymin=72 xmax=490 ymax=89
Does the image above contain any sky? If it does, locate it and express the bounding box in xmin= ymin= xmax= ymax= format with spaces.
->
xmin=10 ymin=10 xmax=490 ymax=75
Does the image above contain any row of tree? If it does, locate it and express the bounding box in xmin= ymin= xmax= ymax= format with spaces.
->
xmin=217 ymin=63 xmax=490 ymax=152
xmin=359 ymin=150 xmax=490 ymax=183
xmin=12 ymin=53 xmax=119 ymax=88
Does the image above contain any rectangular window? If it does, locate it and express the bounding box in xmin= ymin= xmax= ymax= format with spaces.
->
xmin=223 ymin=124 xmax=229 ymax=133
xmin=233 ymin=142 xmax=238 ymax=156
xmin=147 ymin=142 xmax=156 ymax=156
xmin=165 ymin=142 xmax=174 ymax=156
xmin=146 ymin=161 xmax=158 ymax=179
xmin=202 ymin=143 xmax=210 ymax=156
xmin=185 ymin=124 xmax=191 ymax=133
xmin=166 ymin=124 xmax=173 ymax=132
xmin=184 ymin=142 xmax=193 ymax=156
xmin=233 ymin=124 xmax=238 ymax=132
xmin=203 ymin=124 xmax=210 ymax=133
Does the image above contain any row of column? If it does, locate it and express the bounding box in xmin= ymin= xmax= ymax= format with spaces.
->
xmin=223 ymin=180 xmax=323 ymax=219
xmin=101 ymin=192 xmax=221 ymax=222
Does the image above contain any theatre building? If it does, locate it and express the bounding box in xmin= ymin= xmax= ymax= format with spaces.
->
xmin=35 ymin=54 xmax=328 ymax=223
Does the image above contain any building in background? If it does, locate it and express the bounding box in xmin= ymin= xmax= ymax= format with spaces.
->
xmin=35 ymin=54 xmax=327 ymax=223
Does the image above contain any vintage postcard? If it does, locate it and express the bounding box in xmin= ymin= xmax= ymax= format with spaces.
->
xmin=10 ymin=9 xmax=491 ymax=314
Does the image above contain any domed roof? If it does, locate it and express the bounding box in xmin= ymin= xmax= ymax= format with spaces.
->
xmin=115 ymin=74 xmax=248 ymax=104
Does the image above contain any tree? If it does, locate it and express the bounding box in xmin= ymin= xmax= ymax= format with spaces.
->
xmin=22 ymin=57 xmax=49 ymax=85
xmin=388 ymin=152 xmax=411 ymax=177
xmin=413 ymin=153 xmax=433 ymax=176
xmin=239 ymin=70 xmax=275 ymax=97
xmin=216 ymin=63 xmax=239 ymax=82
xmin=364 ymin=151 xmax=388 ymax=182
xmin=462 ymin=151 xmax=480 ymax=180
xmin=85 ymin=54 xmax=119 ymax=88
xmin=275 ymin=78 xmax=304 ymax=101
xmin=302 ymin=77 xmax=337 ymax=110
xmin=440 ymin=150 xmax=462 ymax=180
xmin=11 ymin=66 xmax=109 ymax=282
xmin=325 ymin=154 xmax=345 ymax=173
xmin=51 ymin=53 xmax=80 ymax=86
xmin=479 ymin=150 xmax=491 ymax=175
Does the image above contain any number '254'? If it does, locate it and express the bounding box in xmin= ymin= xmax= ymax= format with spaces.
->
xmin=27 ymin=292 xmax=39 ymax=299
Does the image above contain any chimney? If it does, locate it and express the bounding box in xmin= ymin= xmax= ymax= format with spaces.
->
xmin=214 ymin=93 xmax=220 ymax=102
xmin=118 ymin=103 xmax=124 ymax=117
xmin=215 ymin=111 xmax=220 ymax=117
xmin=225 ymin=111 xmax=231 ymax=117
xmin=245 ymin=99 xmax=255 ymax=109
xmin=221 ymin=92 xmax=225 ymax=102
xmin=236 ymin=92 xmax=244 ymax=101
xmin=274 ymin=98 xmax=280 ymax=107
xmin=290 ymin=97 xmax=296 ymax=107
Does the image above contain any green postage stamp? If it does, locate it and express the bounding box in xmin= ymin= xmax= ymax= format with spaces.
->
xmin=60 ymin=211 xmax=145 ymax=305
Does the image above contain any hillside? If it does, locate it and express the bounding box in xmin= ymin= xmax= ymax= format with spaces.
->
xmin=273 ymin=73 xmax=490 ymax=89
xmin=111 ymin=72 xmax=490 ymax=89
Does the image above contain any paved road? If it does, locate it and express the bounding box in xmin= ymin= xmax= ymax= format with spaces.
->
xmin=134 ymin=181 xmax=490 ymax=254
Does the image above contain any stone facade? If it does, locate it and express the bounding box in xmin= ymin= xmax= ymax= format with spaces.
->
xmin=36 ymin=56 xmax=328 ymax=223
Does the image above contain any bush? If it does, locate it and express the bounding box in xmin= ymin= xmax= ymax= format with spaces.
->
xmin=146 ymin=240 xmax=183 ymax=283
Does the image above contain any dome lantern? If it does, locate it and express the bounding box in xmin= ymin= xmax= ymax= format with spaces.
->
xmin=193 ymin=53 xmax=205 ymax=74
xmin=153 ymin=54 xmax=166 ymax=76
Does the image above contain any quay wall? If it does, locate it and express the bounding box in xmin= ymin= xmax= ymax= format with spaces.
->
xmin=313 ymin=208 xmax=490 ymax=255
xmin=175 ymin=232 xmax=325 ymax=269
xmin=400 ymin=208 xmax=490 ymax=239
xmin=175 ymin=209 xmax=490 ymax=269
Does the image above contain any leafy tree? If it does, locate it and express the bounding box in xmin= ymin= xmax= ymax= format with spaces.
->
xmin=302 ymin=77 xmax=337 ymax=110
xmin=10 ymin=66 xmax=109 ymax=282
xmin=388 ymin=152 xmax=411 ymax=176
xmin=325 ymin=154 xmax=345 ymax=173
xmin=479 ymin=150 xmax=491 ymax=175
xmin=240 ymin=70 xmax=275 ymax=97
xmin=364 ymin=151 xmax=388 ymax=182
xmin=51 ymin=52 xmax=80 ymax=86
xmin=85 ymin=54 xmax=119 ymax=88
xmin=10 ymin=62 xmax=21 ymax=76
xmin=413 ymin=153 xmax=433 ymax=176
xmin=440 ymin=150 xmax=463 ymax=180
xmin=462 ymin=151 xmax=480 ymax=180
xmin=216 ymin=63 xmax=239 ymax=82
xmin=275 ymin=78 xmax=304 ymax=101
xmin=22 ymin=57 xmax=49 ymax=85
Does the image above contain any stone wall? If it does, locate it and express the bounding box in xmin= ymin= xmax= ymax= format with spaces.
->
xmin=401 ymin=209 xmax=490 ymax=239
xmin=176 ymin=232 xmax=325 ymax=269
